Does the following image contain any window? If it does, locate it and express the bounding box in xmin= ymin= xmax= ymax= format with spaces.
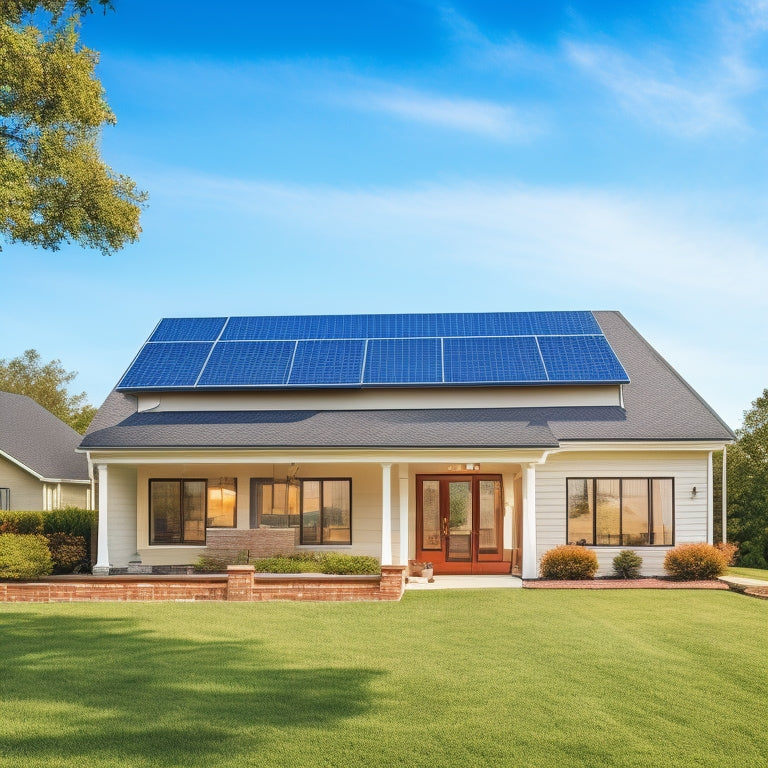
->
xmin=0 ymin=488 xmax=9 ymax=511
xmin=251 ymin=478 xmax=352 ymax=545
xmin=150 ymin=479 xmax=206 ymax=545
xmin=567 ymin=478 xmax=674 ymax=546
xmin=207 ymin=478 xmax=237 ymax=527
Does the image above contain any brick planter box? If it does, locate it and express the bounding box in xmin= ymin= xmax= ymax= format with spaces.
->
xmin=0 ymin=565 xmax=406 ymax=603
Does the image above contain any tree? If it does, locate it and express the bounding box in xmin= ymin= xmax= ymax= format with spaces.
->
xmin=0 ymin=348 xmax=95 ymax=432
xmin=727 ymin=389 xmax=768 ymax=568
xmin=1 ymin=0 xmax=146 ymax=254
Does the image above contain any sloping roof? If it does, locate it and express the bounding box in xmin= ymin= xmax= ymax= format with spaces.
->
xmin=0 ymin=392 xmax=90 ymax=480
xmin=80 ymin=311 xmax=735 ymax=451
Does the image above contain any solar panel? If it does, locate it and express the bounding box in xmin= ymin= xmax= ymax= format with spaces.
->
xmin=538 ymin=335 xmax=629 ymax=383
xmin=117 ymin=342 xmax=212 ymax=388
xmin=149 ymin=317 xmax=227 ymax=342
xmin=443 ymin=337 xmax=547 ymax=383
xmin=364 ymin=338 xmax=442 ymax=384
xmin=116 ymin=311 xmax=630 ymax=390
xmin=288 ymin=339 xmax=366 ymax=385
xmin=197 ymin=341 xmax=295 ymax=386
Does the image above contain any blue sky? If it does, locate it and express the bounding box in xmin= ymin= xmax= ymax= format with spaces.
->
xmin=3 ymin=0 xmax=767 ymax=429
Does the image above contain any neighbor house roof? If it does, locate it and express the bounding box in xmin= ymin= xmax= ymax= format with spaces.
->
xmin=1 ymin=391 xmax=90 ymax=480
xmin=80 ymin=311 xmax=735 ymax=451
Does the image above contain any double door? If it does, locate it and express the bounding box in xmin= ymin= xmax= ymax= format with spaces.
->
xmin=416 ymin=475 xmax=508 ymax=574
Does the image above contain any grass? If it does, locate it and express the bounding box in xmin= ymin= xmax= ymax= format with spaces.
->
xmin=0 ymin=591 xmax=766 ymax=768
xmin=727 ymin=566 xmax=768 ymax=581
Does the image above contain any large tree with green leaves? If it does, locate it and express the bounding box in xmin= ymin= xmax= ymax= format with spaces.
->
xmin=727 ymin=388 xmax=768 ymax=568
xmin=0 ymin=348 xmax=95 ymax=433
xmin=1 ymin=0 xmax=146 ymax=254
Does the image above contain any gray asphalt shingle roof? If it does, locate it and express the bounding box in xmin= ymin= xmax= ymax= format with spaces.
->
xmin=80 ymin=311 xmax=735 ymax=451
xmin=1 ymin=391 xmax=90 ymax=480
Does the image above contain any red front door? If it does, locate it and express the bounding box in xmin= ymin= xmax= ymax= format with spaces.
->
xmin=416 ymin=475 xmax=509 ymax=574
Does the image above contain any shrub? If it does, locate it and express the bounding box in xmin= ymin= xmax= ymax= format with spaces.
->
xmin=714 ymin=541 xmax=739 ymax=566
xmin=193 ymin=550 xmax=250 ymax=572
xmin=0 ymin=511 xmax=44 ymax=534
xmin=45 ymin=533 xmax=88 ymax=573
xmin=612 ymin=550 xmax=643 ymax=579
xmin=42 ymin=507 xmax=96 ymax=540
xmin=0 ymin=534 xmax=53 ymax=579
xmin=319 ymin=554 xmax=380 ymax=575
xmin=252 ymin=554 xmax=322 ymax=573
xmin=540 ymin=545 xmax=599 ymax=579
xmin=663 ymin=543 xmax=728 ymax=580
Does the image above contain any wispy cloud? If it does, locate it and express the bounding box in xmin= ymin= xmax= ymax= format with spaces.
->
xmin=338 ymin=85 xmax=540 ymax=139
xmin=565 ymin=40 xmax=753 ymax=136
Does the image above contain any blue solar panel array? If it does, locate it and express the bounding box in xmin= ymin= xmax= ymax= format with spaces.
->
xmin=116 ymin=312 xmax=630 ymax=390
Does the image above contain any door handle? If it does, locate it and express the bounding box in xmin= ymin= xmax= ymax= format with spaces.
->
xmin=442 ymin=518 xmax=450 ymax=539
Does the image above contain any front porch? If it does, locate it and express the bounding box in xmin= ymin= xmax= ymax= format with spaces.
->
xmin=90 ymin=451 xmax=547 ymax=580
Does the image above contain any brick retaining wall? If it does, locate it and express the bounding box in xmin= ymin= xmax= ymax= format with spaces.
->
xmin=0 ymin=566 xmax=406 ymax=603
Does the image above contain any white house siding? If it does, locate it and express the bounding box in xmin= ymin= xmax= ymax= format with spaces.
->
xmin=0 ymin=455 xmax=43 ymax=509
xmin=59 ymin=482 xmax=90 ymax=509
xmin=535 ymin=450 xmax=709 ymax=577
xmin=133 ymin=462 xmax=397 ymax=567
xmin=107 ymin=466 xmax=138 ymax=568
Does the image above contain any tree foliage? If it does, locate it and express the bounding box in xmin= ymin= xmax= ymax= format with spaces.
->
xmin=727 ymin=389 xmax=768 ymax=568
xmin=0 ymin=0 xmax=146 ymax=254
xmin=0 ymin=348 xmax=95 ymax=432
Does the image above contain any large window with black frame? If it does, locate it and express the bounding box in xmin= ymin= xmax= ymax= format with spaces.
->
xmin=567 ymin=478 xmax=674 ymax=546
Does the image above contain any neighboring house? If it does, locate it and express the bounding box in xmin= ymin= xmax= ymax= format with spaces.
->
xmin=79 ymin=311 xmax=734 ymax=577
xmin=0 ymin=391 xmax=92 ymax=511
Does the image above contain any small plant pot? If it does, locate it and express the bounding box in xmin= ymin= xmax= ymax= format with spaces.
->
xmin=421 ymin=568 xmax=434 ymax=581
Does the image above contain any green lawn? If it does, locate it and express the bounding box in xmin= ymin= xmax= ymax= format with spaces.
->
xmin=727 ymin=566 xmax=768 ymax=581
xmin=0 ymin=591 xmax=765 ymax=768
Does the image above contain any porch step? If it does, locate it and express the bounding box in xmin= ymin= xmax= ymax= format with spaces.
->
xmin=405 ymin=575 xmax=523 ymax=590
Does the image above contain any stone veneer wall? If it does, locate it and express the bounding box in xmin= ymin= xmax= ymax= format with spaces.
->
xmin=0 ymin=566 xmax=406 ymax=603
xmin=204 ymin=529 xmax=297 ymax=561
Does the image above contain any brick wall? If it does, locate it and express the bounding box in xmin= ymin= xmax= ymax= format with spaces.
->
xmin=0 ymin=566 xmax=406 ymax=603
xmin=204 ymin=529 xmax=296 ymax=561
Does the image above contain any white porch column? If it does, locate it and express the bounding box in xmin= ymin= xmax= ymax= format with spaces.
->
xmin=721 ymin=446 xmax=727 ymax=543
xmin=521 ymin=462 xmax=537 ymax=580
xmin=93 ymin=463 xmax=110 ymax=575
xmin=381 ymin=463 xmax=393 ymax=565
xmin=398 ymin=464 xmax=409 ymax=566
xmin=707 ymin=451 xmax=714 ymax=545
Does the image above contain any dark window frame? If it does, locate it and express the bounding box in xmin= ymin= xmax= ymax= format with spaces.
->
xmin=149 ymin=478 xmax=208 ymax=546
xmin=250 ymin=477 xmax=352 ymax=546
xmin=566 ymin=477 xmax=675 ymax=547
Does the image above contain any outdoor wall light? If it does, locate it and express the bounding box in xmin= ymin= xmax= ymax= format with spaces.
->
xmin=691 ymin=486 xmax=698 ymax=498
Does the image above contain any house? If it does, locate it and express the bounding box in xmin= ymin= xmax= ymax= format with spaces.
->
xmin=0 ymin=391 xmax=92 ymax=511
xmin=79 ymin=311 xmax=734 ymax=577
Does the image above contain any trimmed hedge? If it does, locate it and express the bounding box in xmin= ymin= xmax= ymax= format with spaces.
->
xmin=540 ymin=545 xmax=599 ymax=579
xmin=198 ymin=551 xmax=382 ymax=575
xmin=46 ymin=533 xmax=88 ymax=573
xmin=0 ymin=507 xmax=95 ymax=539
xmin=0 ymin=534 xmax=53 ymax=579
xmin=663 ymin=543 xmax=728 ymax=580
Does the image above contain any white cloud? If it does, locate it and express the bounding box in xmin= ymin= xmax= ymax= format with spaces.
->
xmin=565 ymin=40 xmax=752 ymax=136
xmin=339 ymin=86 xmax=539 ymax=139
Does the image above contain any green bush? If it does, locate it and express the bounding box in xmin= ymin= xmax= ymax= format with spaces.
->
xmin=45 ymin=533 xmax=88 ymax=573
xmin=252 ymin=554 xmax=322 ymax=573
xmin=0 ymin=534 xmax=53 ymax=579
xmin=249 ymin=552 xmax=381 ymax=575
xmin=193 ymin=550 xmax=250 ymax=572
xmin=540 ymin=545 xmax=599 ymax=579
xmin=319 ymin=553 xmax=380 ymax=575
xmin=0 ymin=511 xmax=44 ymax=534
xmin=0 ymin=507 xmax=95 ymax=539
xmin=42 ymin=507 xmax=96 ymax=540
xmin=612 ymin=550 xmax=643 ymax=579
xmin=663 ymin=543 xmax=728 ymax=580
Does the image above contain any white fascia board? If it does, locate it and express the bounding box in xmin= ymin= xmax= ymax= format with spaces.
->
xmin=554 ymin=440 xmax=733 ymax=453
xmin=84 ymin=447 xmax=554 ymax=465
xmin=0 ymin=449 xmax=90 ymax=483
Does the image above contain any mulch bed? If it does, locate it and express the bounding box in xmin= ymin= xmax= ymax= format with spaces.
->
xmin=523 ymin=578 xmax=729 ymax=590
